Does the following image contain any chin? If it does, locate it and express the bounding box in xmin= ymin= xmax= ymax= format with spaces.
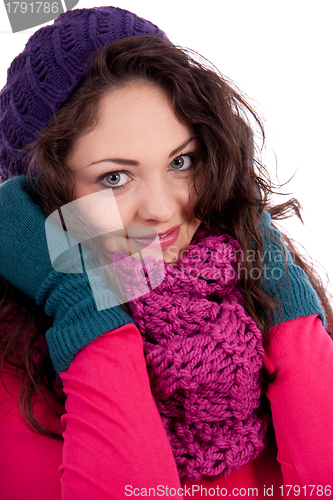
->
xmin=162 ymin=245 xmax=181 ymax=264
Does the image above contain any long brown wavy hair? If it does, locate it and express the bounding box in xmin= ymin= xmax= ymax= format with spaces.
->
xmin=1 ymin=35 xmax=332 ymax=439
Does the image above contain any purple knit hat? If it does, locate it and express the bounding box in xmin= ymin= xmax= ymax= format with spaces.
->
xmin=0 ymin=6 xmax=167 ymax=181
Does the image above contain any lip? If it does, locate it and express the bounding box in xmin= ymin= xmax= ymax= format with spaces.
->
xmin=128 ymin=225 xmax=181 ymax=251
xmin=157 ymin=225 xmax=181 ymax=238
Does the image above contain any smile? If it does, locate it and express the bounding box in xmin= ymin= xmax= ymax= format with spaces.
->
xmin=128 ymin=225 xmax=181 ymax=250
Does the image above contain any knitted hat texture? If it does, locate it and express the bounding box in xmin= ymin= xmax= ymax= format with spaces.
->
xmin=111 ymin=231 xmax=267 ymax=481
xmin=0 ymin=6 xmax=166 ymax=180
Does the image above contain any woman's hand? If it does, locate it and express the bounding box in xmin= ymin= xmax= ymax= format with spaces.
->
xmin=0 ymin=176 xmax=134 ymax=373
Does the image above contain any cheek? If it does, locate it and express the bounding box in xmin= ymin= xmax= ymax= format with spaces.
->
xmin=63 ymin=189 xmax=126 ymax=251
xmin=181 ymin=181 xmax=199 ymax=214
xmin=112 ymin=196 xmax=136 ymax=228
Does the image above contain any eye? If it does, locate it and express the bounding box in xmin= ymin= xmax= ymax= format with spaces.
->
xmin=170 ymin=154 xmax=193 ymax=171
xmin=99 ymin=171 xmax=131 ymax=190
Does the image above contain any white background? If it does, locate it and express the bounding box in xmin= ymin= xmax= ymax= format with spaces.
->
xmin=1 ymin=0 xmax=332 ymax=292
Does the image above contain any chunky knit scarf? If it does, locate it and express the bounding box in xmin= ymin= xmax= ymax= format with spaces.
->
xmin=111 ymin=231 xmax=267 ymax=481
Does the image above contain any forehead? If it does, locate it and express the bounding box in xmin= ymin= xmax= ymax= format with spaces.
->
xmin=68 ymin=80 xmax=193 ymax=165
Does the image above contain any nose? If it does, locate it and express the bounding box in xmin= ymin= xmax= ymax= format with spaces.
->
xmin=137 ymin=180 xmax=178 ymax=223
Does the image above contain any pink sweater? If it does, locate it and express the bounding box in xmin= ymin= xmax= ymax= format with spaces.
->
xmin=1 ymin=314 xmax=333 ymax=499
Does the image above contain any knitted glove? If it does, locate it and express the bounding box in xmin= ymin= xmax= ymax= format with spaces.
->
xmin=259 ymin=212 xmax=325 ymax=326
xmin=0 ymin=176 xmax=134 ymax=373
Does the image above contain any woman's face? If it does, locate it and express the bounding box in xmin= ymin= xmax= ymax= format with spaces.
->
xmin=66 ymin=80 xmax=201 ymax=263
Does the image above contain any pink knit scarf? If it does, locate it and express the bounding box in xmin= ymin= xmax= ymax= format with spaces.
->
xmin=111 ymin=231 xmax=267 ymax=481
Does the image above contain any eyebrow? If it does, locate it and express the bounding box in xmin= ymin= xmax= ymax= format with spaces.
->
xmin=169 ymin=137 xmax=196 ymax=158
xmin=85 ymin=137 xmax=196 ymax=168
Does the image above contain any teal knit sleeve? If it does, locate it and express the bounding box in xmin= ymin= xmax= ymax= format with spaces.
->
xmin=0 ymin=176 xmax=134 ymax=374
xmin=259 ymin=212 xmax=325 ymax=327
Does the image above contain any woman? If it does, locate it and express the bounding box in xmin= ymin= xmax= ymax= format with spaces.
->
xmin=0 ymin=6 xmax=332 ymax=499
